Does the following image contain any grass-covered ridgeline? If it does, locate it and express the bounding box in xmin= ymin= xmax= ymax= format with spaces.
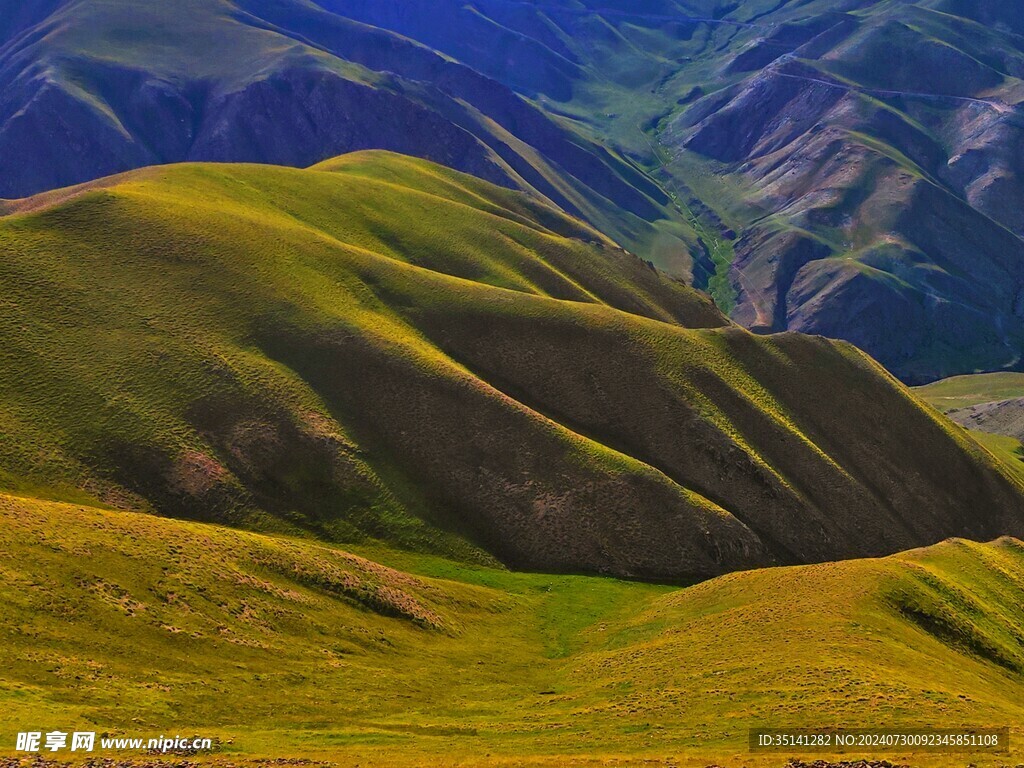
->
xmin=2 ymin=152 xmax=1021 ymax=581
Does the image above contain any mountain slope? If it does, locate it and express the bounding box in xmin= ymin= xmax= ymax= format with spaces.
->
xmin=917 ymin=373 xmax=1024 ymax=486
xmin=3 ymin=491 xmax=1023 ymax=763
xmin=8 ymin=0 xmax=1024 ymax=382
xmin=655 ymin=0 xmax=1024 ymax=382
xmin=0 ymin=0 xmax=697 ymax=266
xmin=1 ymin=151 xmax=1021 ymax=580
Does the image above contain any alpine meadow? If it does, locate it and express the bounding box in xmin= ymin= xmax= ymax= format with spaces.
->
xmin=2 ymin=2 xmax=1024 ymax=767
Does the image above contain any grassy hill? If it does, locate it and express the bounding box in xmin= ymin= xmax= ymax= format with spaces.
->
xmin=1 ymin=151 xmax=1022 ymax=581
xmin=2 ymin=491 xmax=1022 ymax=766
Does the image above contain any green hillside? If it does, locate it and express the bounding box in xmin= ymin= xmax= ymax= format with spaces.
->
xmin=967 ymin=432 xmax=1024 ymax=488
xmin=2 ymin=491 xmax=1022 ymax=766
xmin=1 ymin=152 xmax=1022 ymax=581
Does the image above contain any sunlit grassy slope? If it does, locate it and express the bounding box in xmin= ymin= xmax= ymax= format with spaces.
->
xmin=2 ymin=491 xmax=1022 ymax=766
xmin=1 ymin=151 xmax=1022 ymax=581
xmin=968 ymin=432 xmax=1024 ymax=488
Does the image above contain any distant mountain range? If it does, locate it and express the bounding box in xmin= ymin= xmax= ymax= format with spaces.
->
xmin=6 ymin=1 xmax=1024 ymax=382
xmin=663 ymin=0 xmax=1024 ymax=383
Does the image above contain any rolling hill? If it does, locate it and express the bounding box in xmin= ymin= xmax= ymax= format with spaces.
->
xmin=0 ymin=151 xmax=1022 ymax=582
xmin=2 ymin=491 xmax=1022 ymax=765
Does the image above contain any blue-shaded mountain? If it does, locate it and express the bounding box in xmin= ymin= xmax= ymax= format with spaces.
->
xmin=655 ymin=0 xmax=1024 ymax=383
xmin=0 ymin=0 xmax=694 ymax=261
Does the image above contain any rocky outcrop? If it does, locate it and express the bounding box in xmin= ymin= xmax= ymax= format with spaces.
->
xmin=948 ymin=399 xmax=1024 ymax=442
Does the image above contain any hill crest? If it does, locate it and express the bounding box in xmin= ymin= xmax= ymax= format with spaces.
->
xmin=2 ymin=151 xmax=1022 ymax=579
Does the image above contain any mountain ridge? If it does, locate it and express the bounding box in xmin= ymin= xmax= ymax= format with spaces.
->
xmin=1 ymin=150 xmax=1021 ymax=581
